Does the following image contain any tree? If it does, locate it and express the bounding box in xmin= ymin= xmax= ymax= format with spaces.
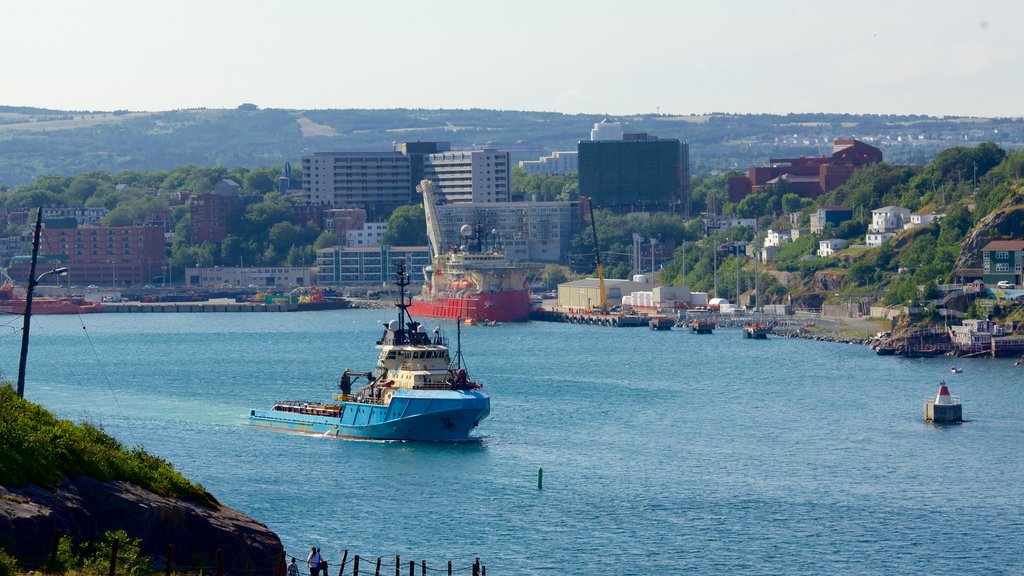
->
xmin=381 ymin=204 xmax=427 ymax=246
xmin=313 ymin=231 xmax=341 ymax=250
xmin=781 ymin=193 xmax=802 ymax=214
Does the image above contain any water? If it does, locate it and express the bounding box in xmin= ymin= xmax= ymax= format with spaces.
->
xmin=4 ymin=310 xmax=1023 ymax=575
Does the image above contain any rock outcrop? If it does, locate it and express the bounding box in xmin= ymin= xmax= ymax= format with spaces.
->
xmin=954 ymin=188 xmax=1024 ymax=271
xmin=0 ymin=476 xmax=282 ymax=574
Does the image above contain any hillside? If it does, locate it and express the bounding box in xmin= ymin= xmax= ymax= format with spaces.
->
xmin=1 ymin=106 xmax=1022 ymax=186
xmin=0 ymin=384 xmax=282 ymax=571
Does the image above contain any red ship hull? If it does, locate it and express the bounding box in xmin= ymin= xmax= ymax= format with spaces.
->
xmin=0 ymin=298 xmax=103 ymax=315
xmin=408 ymin=290 xmax=531 ymax=322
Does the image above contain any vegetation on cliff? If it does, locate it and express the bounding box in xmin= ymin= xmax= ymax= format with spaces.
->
xmin=0 ymin=384 xmax=216 ymax=508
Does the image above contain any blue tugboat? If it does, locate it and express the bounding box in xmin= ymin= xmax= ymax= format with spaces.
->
xmin=249 ymin=262 xmax=490 ymax=441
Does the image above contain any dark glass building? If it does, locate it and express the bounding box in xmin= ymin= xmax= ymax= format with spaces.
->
xmin=577 ymin=134 xmax=689 ymax=215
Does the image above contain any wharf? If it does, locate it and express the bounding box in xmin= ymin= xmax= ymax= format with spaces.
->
xmin=102 ymin=299 xmax=349 ymax=313
xmin=530 ymin=309 xmax=649 ymax=327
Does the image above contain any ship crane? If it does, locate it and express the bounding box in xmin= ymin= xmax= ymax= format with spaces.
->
xmin=587 ymin=197 xmax=608 ymax=313
xmin=418 ymin=179 xmax=445 ymax=259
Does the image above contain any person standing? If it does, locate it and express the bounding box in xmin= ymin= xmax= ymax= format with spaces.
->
xmin=318 ymin=548 xmax=328 ymax=576
xmin=307 ymin=547 xmax=322 ymax=576
xmin=287 ymin=558 xmax=299 ymax=576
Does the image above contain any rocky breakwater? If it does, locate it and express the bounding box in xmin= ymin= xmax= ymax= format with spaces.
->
xmin=0 ymin=476 xmax=283 ymax=573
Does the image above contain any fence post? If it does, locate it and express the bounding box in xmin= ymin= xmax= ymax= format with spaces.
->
xmin=447 ymin=561 xmax=452 ymax=576
xmin=408 ymin=560 xmax=413 ymax=576
xmin=47 ymin=529 xmax=62 ymax=573
xmin=353 ymin=555 xmax=360 ymax=576
xmin=420 ymin=560 xmax=425 ymax=576
xmin=216 ymin=549 xmax=224 ymax=576
xmin=481 ymin=566 xmax=485 ymax=576
xmin=108 ymin=539 xmax=119 ymax=576
xmin=165 ymin=545 xmax=174 ymax=576
xmin=374 ymin=557 xmax=381 ymax=576
xmin=394 ymin=556 xmax=400 ymax=576
xmin=472 ymin=557 xmax=479 ymax=576
xmin=339 ymin=550 xmax=348 ymax=576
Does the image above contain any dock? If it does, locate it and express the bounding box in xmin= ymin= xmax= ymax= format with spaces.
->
xmin=529 ymin=309 xmax=649 ymax=327
xmin=101 ymin=299 xmax=349 ymax=313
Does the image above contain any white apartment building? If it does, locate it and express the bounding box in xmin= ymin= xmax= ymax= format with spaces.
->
xmin=434 ymin=200 xmax=580 ymax=262
xmin=866 ymin=232 xmax=896 ymax=247
xmin=301 ymin=152 xmax=412 ymax=216
xmin=818 ymin=239 xmax=848 ymax=257
xmin=346 ymin=222 xmax=388 ymax=248
xmin=519 ymin=151 xmax=579 ymax=175
xmin=590 ymin=118 xmax=624 ymax=141
xmin=424 ymin=149 xmax=510 ymax=204
xmin=764 ymin=229 xmax=794 ymax=248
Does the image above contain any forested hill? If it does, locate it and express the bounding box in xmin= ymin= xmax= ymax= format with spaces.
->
xmin=1 ymin=105 xmax=1022 ymax=187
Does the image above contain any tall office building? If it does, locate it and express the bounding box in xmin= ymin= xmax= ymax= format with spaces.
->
xmin=396 ymin=141 xmax=451 ymax=194
xmin=423 ymin=149 xmax=510 ymax=204
xmin=577 ymin=134 xmax=690 ymax=215
xmin=301 ymin=152 xmax=412 ymax=218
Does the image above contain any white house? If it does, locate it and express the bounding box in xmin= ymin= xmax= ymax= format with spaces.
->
xmin=869 ymin=206 xmax=911 ymax=233
xmin=818 ymin=239 xmax=848 ymax=257
xmin=904 ymin=212 xmax=945 ymax=230
xmin=764 ymin=229 xmax=793 ymax=248
xmin=345 ymin=222 xmax=388 ymax=247
xmin=866 ymin=232 xmax=896 ymax=247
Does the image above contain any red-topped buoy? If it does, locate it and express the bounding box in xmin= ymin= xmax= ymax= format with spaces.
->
xmin=925 ymin=380 xmax=962 ymax=422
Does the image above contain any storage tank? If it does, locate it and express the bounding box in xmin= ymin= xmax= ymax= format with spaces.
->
xmin=708 ymin=297 xmax=729 ymax=310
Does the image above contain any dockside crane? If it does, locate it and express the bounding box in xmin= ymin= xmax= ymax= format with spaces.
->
xmin=587 ymin=198 xmax=608 ymax=313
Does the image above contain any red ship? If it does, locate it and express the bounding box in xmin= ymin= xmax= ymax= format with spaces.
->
xmin=410 ymin=180 xmax=533 ymax=322
xmin=0 ymin=283 xmax=103 ymax=315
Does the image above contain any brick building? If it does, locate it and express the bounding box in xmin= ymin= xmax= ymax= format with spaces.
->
xmin=19 ymin=226 xmax=168 ymax=286
xmin=728 ymin=139 xmax=882 ymax=202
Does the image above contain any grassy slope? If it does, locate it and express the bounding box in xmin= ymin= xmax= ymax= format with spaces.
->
xmin=0 ymin=384 xmax=216 ymax=508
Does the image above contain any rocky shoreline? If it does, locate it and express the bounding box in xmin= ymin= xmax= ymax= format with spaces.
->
xmin=0 ymin=476 xmax=283 ymax=573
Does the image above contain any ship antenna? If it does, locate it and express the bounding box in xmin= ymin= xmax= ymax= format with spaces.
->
xmin=394 ymin=261 xmax=413 ymax=345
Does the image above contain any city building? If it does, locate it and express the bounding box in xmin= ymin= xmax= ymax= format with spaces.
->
xmin=423 ymin=149 xmax=510 ymax=204
xmin=184 ymin=266 xmax=313 ymax=288
xmin=578 ymin=133 xmax=689 ymax=214
xmin=810 ymin=205 xmax=854 ymax=234
xmin=818 ymin=239 xmax=849 ymax=257
xmin=301 ymin=152 xmax=412 ymax=218
xmin=190 ymin=180 xmax=243 ymax=244
xmin=41 ymin=207 xmax=108 ymax=228
xmin=981 ymin=240 xmax=1024 ymax=287
xmin=346 ymin=222 xmax=388 ymax=248
xmin=397 ymin=141 xmax=451 ymax=194
xmin=316 ymin=245 xmax=430 ymax=285
xmin=590 ymin=118 xmax=623 ymax=141
xmin=728 ymin=139 xmax=882 ymax=202
xmin=556 ymin=277 xmax=654 ymax=310
xmin=519 ymin=151 xmax=579 ymax=175
xmin=17 ymin=226 xmax=167 ymax=286
xmin=434 ymin=200 xmax=582 ymax=263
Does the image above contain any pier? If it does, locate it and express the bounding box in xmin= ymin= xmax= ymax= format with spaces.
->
xmin=101 ymin=299 xmax=347 ymax=313
xmin=529 ymin=309 xmax=649 ymax=327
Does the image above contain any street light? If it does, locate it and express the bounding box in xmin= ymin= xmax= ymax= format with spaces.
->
xmin=17 ymin=265 xmax=69 ymax=398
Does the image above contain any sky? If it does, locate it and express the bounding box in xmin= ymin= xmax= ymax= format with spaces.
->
xmin=3 ymin=0 xmax=1022 ymax=117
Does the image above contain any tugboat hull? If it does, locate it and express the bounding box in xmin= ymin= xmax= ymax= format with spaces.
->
xmin=249 ymin=389 xmax=490 ymax=442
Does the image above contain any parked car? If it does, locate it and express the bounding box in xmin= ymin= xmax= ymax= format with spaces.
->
xmin=997 ymin=280 xmax=1013 ymax=289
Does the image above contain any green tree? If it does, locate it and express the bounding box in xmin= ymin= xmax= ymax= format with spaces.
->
xmin=381 ymin=204 xmax=427 ymax=246
xmin=314 ymin=231 xmax=341 ymax=250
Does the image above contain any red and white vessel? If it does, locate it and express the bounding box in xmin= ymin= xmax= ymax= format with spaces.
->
xmin=409 ymin=180 xmax=532 ymax=322
xmin=0 ymin=283 xmax=103 ymax=315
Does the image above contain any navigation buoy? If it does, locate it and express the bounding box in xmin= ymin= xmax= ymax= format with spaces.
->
xmin=925 ymin=380 xmax=962 ymax=423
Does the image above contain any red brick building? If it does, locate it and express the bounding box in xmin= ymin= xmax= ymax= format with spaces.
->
xmin=190 ymin=193 xmax=239 ymax=244
xmin=728 ymin=139 xmax=882 ymax=202
xmin=29 ymin=226 xmax=167 ymax=286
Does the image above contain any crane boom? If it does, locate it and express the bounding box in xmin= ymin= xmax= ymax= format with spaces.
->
xmin=587 ymin=199 xmax=607 ymax=311
xmin=418 ymin=179 xmax=444 ymax=259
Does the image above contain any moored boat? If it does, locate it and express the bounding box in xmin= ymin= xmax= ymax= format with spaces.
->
xmin=249 ymin=262 xmax=490 ymax=442
xmin=743 ymin=322 xmax=771 ymax=339
xmin=0 ymin=283 xmax=103 ymax=315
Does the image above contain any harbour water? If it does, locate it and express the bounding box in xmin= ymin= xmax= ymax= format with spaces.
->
xmin=4 ymin=310 xmax=1023 ymax=574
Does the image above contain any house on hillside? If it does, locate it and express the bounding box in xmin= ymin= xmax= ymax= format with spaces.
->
xmin=810 ymin=205 xmax=853 ymax=234
xmin=818 ymin=239 xmax=848 ymax=257
xmin=981 ymin=240 xmax=1024 ymax=287
xmin=866 ymin=206 xmax=910 ymax=247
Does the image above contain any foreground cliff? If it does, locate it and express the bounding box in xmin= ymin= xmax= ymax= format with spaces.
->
xmin=0 ymin=384 xmax=283 ymax=572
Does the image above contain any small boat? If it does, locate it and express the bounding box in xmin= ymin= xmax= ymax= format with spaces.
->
xmin=649 ymin=316 xmax=674 ymax=331
xmin=743 ymin=322 xmax=771 ymax=339
xmin=950 ymin=366 xmax=963 ymax=374
xmin=249 ymin=262 xmax=490 ymax=442
xmin=689 ymin=319 xmax=715 ymax=334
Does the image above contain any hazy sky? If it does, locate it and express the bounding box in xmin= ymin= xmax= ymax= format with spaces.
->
xmin=4 ymin=0 xmax=1021 ymax=116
